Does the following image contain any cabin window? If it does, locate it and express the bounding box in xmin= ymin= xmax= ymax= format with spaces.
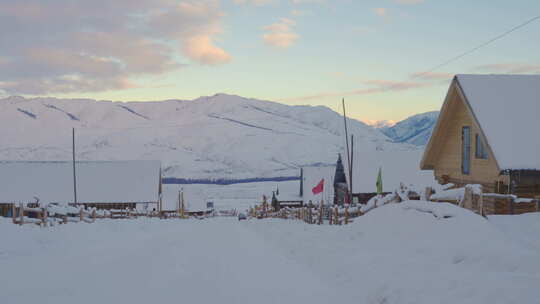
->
xmin=462 ymin=126 xmax=471 ymax=175
xmin=475 ymin=134 xmax=488 ymax=159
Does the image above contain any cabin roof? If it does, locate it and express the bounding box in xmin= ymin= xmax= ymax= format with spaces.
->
xmin=0 ymin=160 xmax=161 ymax=204
xmin=455 ymin=74 xmax=540 ymax=171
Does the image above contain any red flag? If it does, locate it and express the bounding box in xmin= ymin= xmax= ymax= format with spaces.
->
xmin=312 ymin=178 xmax=324 ymax=195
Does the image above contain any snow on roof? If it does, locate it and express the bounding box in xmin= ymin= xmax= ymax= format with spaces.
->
xmin=456 ymin=74 xmax=540 ymax=171
xmin=344 ymin=149 xmax=436 ymax=193
xmin=301 ymin=166 xmax=336 ymax=204
xmin=0 ymin=161 xmax=161 ymax=204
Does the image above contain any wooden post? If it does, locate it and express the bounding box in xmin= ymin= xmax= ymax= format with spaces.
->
xmin=318 ymin=200 xmax=323 ymax=225
xmin=92 ymin=209 xmax=96 ymax=222
xmin=478 ymin=192 xmax=486 ymax=217
xmin=345 ymin=207 xmax=349 ymax=225
xmin=19 ymin=203 xmax=24 ymax=226
xmin=329 ymin=206 xmax=333 ymax=225
xmin=334 ymin=207 xmax=339 ymax=225
xmin=462 ymin=186 xmax=473 ymax=209
xmin=425 ymin=187 xmax=433 ymax=201
xmin=12 ymin=204 xmax=16 ymax=224
xmin=43 ymin=207 xmax=48 ymax=227
xmin=79 ymin=208 xmax=83 ymax=222
xmin=508 ymin=197 xmax=514 ymax=215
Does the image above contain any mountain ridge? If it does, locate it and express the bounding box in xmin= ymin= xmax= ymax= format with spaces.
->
xmin=1 ymin=94 xmax=419 ymax=179
xmin=379 ymin=111 xmax=439 ymax=146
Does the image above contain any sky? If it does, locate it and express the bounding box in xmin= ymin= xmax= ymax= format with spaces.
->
xmin=0 ymin=0 xmax=539 ymax=123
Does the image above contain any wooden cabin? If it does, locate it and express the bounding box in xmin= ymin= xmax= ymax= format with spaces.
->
xmin=0 ymin=160 xmax=162 ymax=216
xmin=421 ymin=75 xmax=540 ymax=197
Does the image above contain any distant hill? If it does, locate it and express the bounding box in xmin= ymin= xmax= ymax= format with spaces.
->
xmin=379 ymin=111 xmax=439 ymax=146
xmin=0 ymin=94 xmax=417 ymax=179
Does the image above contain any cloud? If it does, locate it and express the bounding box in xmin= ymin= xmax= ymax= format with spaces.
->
xmin=290 ymin=0 xmax=326 ymax=4
xmin=411 ymin=72 xmax=455 ymax=81
xmin=286 ymin=79 xmax=431 ymax=101
xmin=474 ymin=63 xmax=540 ymax=74
xmin=394 ymin=0 xmax=425 ymax=4
xmin=373 ymin=7 xmax=387 ymax=17
xmin=262 ymin=18 xmax=299 ymax=48
xmin=0 ymin=0 xmax=231 ymax=95
xmin=233 ymin=0 xmax=276 ymax=6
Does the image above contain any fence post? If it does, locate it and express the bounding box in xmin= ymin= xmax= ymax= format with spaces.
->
xmin=508 ymin=197 xmax=514 ymax=215
xmin=12 ymin=204 xmax=16 ymax=224
xmin=479 ymin=192 xmax=485 ymax=217
xmin=329 ymin=206 xmax=333 ymax=225
xmin=425 ymin=187 xmax=433 ymax=201
xmin=462 ymin=186 xmax=472 ymax=209
xmin=43 ymin=207 xmax=48 ymax=227
xmin=19 ymin=203 xmax=24 ymax=226
xmin=79 ymin=208 xmax=83 ymax=222
xmin=92 ymin=209 xmax=96 ymax=222
xmin=318 ymin=200 xmax=323 ymax=225
xmin=345 ymin=207 xmax=349 ymax=225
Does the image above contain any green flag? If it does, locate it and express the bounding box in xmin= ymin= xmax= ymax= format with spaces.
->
xmin=376 ymin=167 xmax=383 ymax=195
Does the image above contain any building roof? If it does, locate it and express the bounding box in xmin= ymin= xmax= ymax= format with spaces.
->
xmin=345 ymin=149 xmax=436 ymax=193
xmin=455 ymin=74 xmax=540 ymax=171
xmin=0 ymin=161 xmax=161 ymax=204
xmin=301 ymin=166 xmax=336 ymax=204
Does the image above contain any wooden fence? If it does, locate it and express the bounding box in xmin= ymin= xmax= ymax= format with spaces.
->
xmin=11 ymin=203 xmax=97 ymax=227
xmin=428 ymin=185 xmax=540 ymax=216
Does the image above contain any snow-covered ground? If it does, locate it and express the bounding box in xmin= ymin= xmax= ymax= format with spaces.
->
xmin=1 ymin=201 xmax=538 ymax=304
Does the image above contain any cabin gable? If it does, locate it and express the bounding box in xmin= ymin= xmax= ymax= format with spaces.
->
xmin=422 ymin=80 xmax=503 ymax=188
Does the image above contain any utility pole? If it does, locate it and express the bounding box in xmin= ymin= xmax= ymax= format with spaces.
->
xmin=350 ymin=134 xmax=354 ymax=204
xmin=72 ymin=128 xmax=78 ymax=205
xmin=342 ymin=98 xmax=352 ymax=205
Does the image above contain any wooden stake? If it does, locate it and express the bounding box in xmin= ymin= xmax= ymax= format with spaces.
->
xmin=43 ymin=207 xmax=48 ymax=227
xmin=12 ymin=204 xmax=16 ymax=224
xmin=19 ymin=203 xmax=24 ymax=226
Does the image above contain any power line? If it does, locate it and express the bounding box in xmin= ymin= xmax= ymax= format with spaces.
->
xmin=368 ymin=14 xmax=540 ymax=94
xmin=414 ymin=14 xmax=540 ymax=79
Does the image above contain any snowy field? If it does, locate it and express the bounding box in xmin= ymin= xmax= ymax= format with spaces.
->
xmin=161 ymin=180 xmax=301 ymax=211
xmin=1 ymin=201 xmax=539 ymax=304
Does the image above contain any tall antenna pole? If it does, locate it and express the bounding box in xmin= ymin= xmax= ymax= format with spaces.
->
xmin=350 ymin=134 xmax=354 ymax=204
xmin=342 ymin=98 xmax=352 ymax=204
xmin=72 ymin=128 xmax=78 ymax=205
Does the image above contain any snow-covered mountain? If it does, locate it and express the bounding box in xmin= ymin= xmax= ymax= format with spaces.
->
xmin=380 ymin=111 xmax=439 ymax=146
xmin=363 ymin=120 xmax=396 ymax=129
xmin=0 ymin=94 xmax=417 ymax=179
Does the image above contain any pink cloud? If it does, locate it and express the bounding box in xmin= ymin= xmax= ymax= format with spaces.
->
xmin=263 ymin=18 xmax=299 ymax=48
xmin=474 ymin=63 xmax=540 ymax=74
xmin=286 ymin=79 xmax=431 ymax=102
xmin=373 ymin=7 xmax=387 ymax=17
xmin=394 ymin=0 xmax=425 ymax=4
xmin=0 ymin=0 xmax=231 ymax=94
xmin=411 ymin=72 xmax=455 ymax=81
xmin=183 ymin=36 xmax=231 ymax=65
